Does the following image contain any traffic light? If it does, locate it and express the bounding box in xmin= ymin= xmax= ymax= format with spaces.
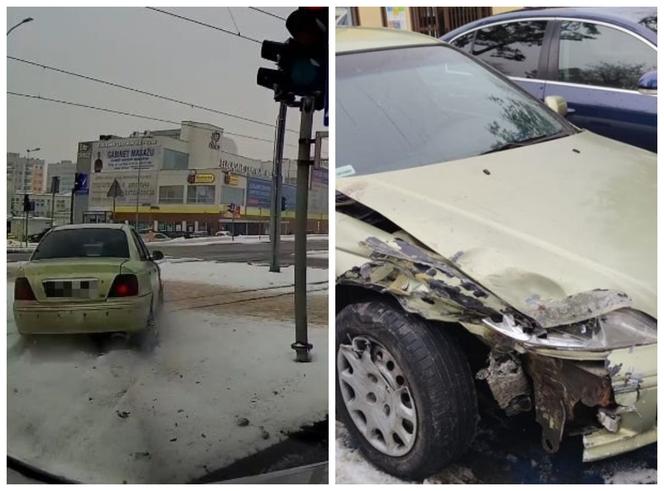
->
xmin=281 ymin=196 xmax=287 ymax=211
xmin=23 ymin=194 xmax=31 ymax=212
xmin=257 ymin=7 xmax=328 ymax=109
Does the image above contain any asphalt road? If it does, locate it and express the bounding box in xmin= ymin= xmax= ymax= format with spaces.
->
xmin=6 ymin=239 xmax=329 ymax=268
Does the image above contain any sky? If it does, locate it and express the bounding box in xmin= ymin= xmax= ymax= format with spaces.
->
xmin=7 ymin=7 xmax=325 ymax=164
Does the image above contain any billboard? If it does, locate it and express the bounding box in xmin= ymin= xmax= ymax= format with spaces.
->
xmin=89 ymin=138 xmax=161 ymax=209
xmin=246 ymin=177 xmax=272 ymax=209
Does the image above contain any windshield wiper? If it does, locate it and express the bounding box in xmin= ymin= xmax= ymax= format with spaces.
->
xmin=481 ymin=130 xmax=569 ymax=155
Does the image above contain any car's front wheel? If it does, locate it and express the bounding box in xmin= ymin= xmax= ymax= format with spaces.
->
xmin=336 ymin=300 xmax=478 ymax=481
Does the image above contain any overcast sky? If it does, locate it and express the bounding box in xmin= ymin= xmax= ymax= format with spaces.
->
xmin=7 ymin=7 xmax=324 ymax=164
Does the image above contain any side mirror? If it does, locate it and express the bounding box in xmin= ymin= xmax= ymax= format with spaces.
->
xmin=638 ymin=70 xmax=657 ymax=95
xmin=544 ymin=95 xmax=568 ymax=116
xmin=151 ymin=250 xmax=164 ymax=261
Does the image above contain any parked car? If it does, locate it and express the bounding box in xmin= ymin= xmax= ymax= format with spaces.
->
xmin=141 ymin=231 xmax=170 ymax=242
xmin=14 ymin=224 xmax=164 ymax=338
xmin=215 ymin=230 xmax=231 ymax=237
xmin=191 ymin=231 xmax=210 ymax=238
xmin=336 ymin=27 xmax=656 ymax=480
xmin=28 ymin=227 xmax=51 ymax=244
xmin=163 ymin=230 xmax=193 ymax=239
xmin=441 ymin=7 xmax=657 ymax=152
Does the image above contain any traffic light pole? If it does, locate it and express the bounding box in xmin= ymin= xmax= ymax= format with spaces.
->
xmin=270 ymin=101 xmax=287 ymax=272
xmin=292 ymin=96 xmax=315 ymax=362
xmin=24 ymin=194 xmax=29 ymax=248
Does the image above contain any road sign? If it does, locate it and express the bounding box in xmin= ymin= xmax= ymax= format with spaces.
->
xmin=106 ymin=179 xmax=124 ymax=198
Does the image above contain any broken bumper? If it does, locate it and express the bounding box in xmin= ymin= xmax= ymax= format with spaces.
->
xmin=582 ymin=343 xmax=657 ymax=461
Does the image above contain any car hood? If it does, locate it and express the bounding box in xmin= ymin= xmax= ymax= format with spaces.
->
xmin=338 ymin=131 xmax=656 ymax=319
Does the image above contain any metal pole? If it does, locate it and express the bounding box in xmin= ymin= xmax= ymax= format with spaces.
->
xmin=291 ymin=96 xmax=315 ymax=363
xmin=70 ymin=189 xmax=75 ymax=224
xmin=50 ymin=187 xmax=55 ymax=228
xmin=24 ymin=194 xmax=29 ymax=248
xmin=135 ymin=146 xmax=142 ymax=229
xmin=270 ymin=101 xmax=287 ymax=272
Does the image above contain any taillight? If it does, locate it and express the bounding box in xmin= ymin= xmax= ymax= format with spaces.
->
xmin=15 ymin=278 xmax=36 ymax=301
xmin=109 ymin=274 xmax=139 ymax=297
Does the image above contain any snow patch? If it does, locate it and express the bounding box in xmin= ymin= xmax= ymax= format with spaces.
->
xmin=603 ymin=467 xmax=657 ymax=484
xmin=158 ymin=260 xmax=328 ymax=290
xmin=8 ymin=285 xmax=328 ymax=483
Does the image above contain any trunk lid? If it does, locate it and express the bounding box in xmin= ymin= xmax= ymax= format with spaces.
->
xmin=21 ymin=258 xmax=128 ymax=302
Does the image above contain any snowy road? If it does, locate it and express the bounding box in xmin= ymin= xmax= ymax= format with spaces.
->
xmin=7 ymin=260 xmax=329 ymax=483
xmin=336 ymin=416 xmax=657 ymax=484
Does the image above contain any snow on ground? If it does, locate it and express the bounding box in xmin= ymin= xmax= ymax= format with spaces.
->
xmin=151 ymin=234 xmax=328 ymax=247
xmin=602 ymin=467 xmax=657 ymax=484
xmin=7 ymin=284 xmax=328 ymax=483
xmin=158 ymin=260 xmax=328 ymax=291
xmin=335 ymin=423 xmax=411 ymax=484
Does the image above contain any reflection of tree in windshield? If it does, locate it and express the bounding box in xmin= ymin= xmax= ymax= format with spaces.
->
xmin=485 ymin=96 xmax=559 ymax=149
xmin=559 ymin=22 xmax=600 ymax=42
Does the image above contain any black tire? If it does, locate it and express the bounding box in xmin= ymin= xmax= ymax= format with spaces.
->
xmin=336 ymin=300 xmax=478 ymax=481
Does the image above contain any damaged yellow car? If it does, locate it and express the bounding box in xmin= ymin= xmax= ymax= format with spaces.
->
xmin=335 ymin=28 xmax=656 ymax=480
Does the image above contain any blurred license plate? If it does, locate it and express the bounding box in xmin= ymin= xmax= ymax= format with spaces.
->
xmin=43 ymin=279 xmax=98 ymax=299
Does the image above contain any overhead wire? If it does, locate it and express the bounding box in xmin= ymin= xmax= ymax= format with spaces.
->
xmin=7 ymin=56 xmax=297 ymax=134
xmin=146 ymin=7 xmax=261 ymax=44
xmin=7 ymin=91 xmax=295 ymax=147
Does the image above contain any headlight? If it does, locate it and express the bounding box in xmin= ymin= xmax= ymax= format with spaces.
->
xmin=484 ymin=308 xmax=656 ymax=351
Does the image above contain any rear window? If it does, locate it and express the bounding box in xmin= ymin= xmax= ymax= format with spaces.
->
xmin=32 ymin=228 xmax=129 ymax=260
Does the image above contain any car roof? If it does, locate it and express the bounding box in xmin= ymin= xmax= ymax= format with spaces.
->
xmin=51 ymin=223 xmax=130 ymax=231
xmin=442 ymin=7 xmax=657 ymax=45
xmin=337 ymin=27 xmax=442 ymax=54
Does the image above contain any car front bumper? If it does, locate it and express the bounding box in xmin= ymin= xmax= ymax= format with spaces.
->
xmin=582 ymin=343 xmax=657 ymax=461
xmin=13 ymin=295 xmax=152 ymax=335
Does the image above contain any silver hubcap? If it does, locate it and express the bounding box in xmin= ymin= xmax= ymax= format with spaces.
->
xmin=337 ymin=336 xmax=417 ymax=456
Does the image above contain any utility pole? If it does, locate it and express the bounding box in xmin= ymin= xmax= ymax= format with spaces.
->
xmin=291 ymin=96 xmax=315 ymax=363
xmin=135 ymin=152 xmax=143 ymax=230
xmin=49 ymin=176 xmax=59 ymax=228
xmin=24 ymin=147 xmax=40 ymax=247
xmin=269 ymin=101 xmax=287 ymax=272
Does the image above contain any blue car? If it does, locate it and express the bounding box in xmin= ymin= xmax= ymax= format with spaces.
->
xmin=442 ymin=7 xmax=657 ymax=152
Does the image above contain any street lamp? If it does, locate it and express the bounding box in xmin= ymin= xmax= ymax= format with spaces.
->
xmin=7 ymin=17 xmax=34 ymax=36
xmin=24 ymin=147 xmax=40 ymax=247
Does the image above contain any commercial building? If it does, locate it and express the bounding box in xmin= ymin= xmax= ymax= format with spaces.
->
xmin=336 ymin=7 xmax=515 ymax=37
xmin=75 ymin=121 xmax=328 ymax=235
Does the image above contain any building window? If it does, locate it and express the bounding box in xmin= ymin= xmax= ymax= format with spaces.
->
xmin=220 ymin=186 xmax=245 ymax=206
xmin=187 ymin=185 xmax=215 ymax=204
xmin=162 ymin=149 xmax=189 ymax=170
xmin=159 ymin=185 xmax=185 ymax=204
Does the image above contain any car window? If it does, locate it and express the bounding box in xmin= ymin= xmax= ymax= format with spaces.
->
xmin=130 ymin=229 xmax=150 ymax=260
xmin=471 ymin=21 xmax=547 ymax=78
xmin=337 ymin=45 xmax=571 ymax=176
xmin=450 ymin=31 xmax=474 ymax=52
xmin=558 ymin=21 xmax=656 ymax=90
xmin=32 ymin=228 xmax=129 ymax=259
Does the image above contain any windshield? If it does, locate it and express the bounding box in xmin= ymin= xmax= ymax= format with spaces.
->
xmin=337 ymin=45 xmax=573 ymax=176
xmin=32 ymin=229 xmax=129 ymax=260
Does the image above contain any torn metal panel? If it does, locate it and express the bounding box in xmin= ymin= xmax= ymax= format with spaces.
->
xmin=476 ymin=353 xmax=531 ymax=415
xmin=522 ymin=290 xmax=632 ymax=328
xmin=338 ymin=236 xmax=532 ymax=327
xmin=526 ymin=354 xmax=613 ymax=454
